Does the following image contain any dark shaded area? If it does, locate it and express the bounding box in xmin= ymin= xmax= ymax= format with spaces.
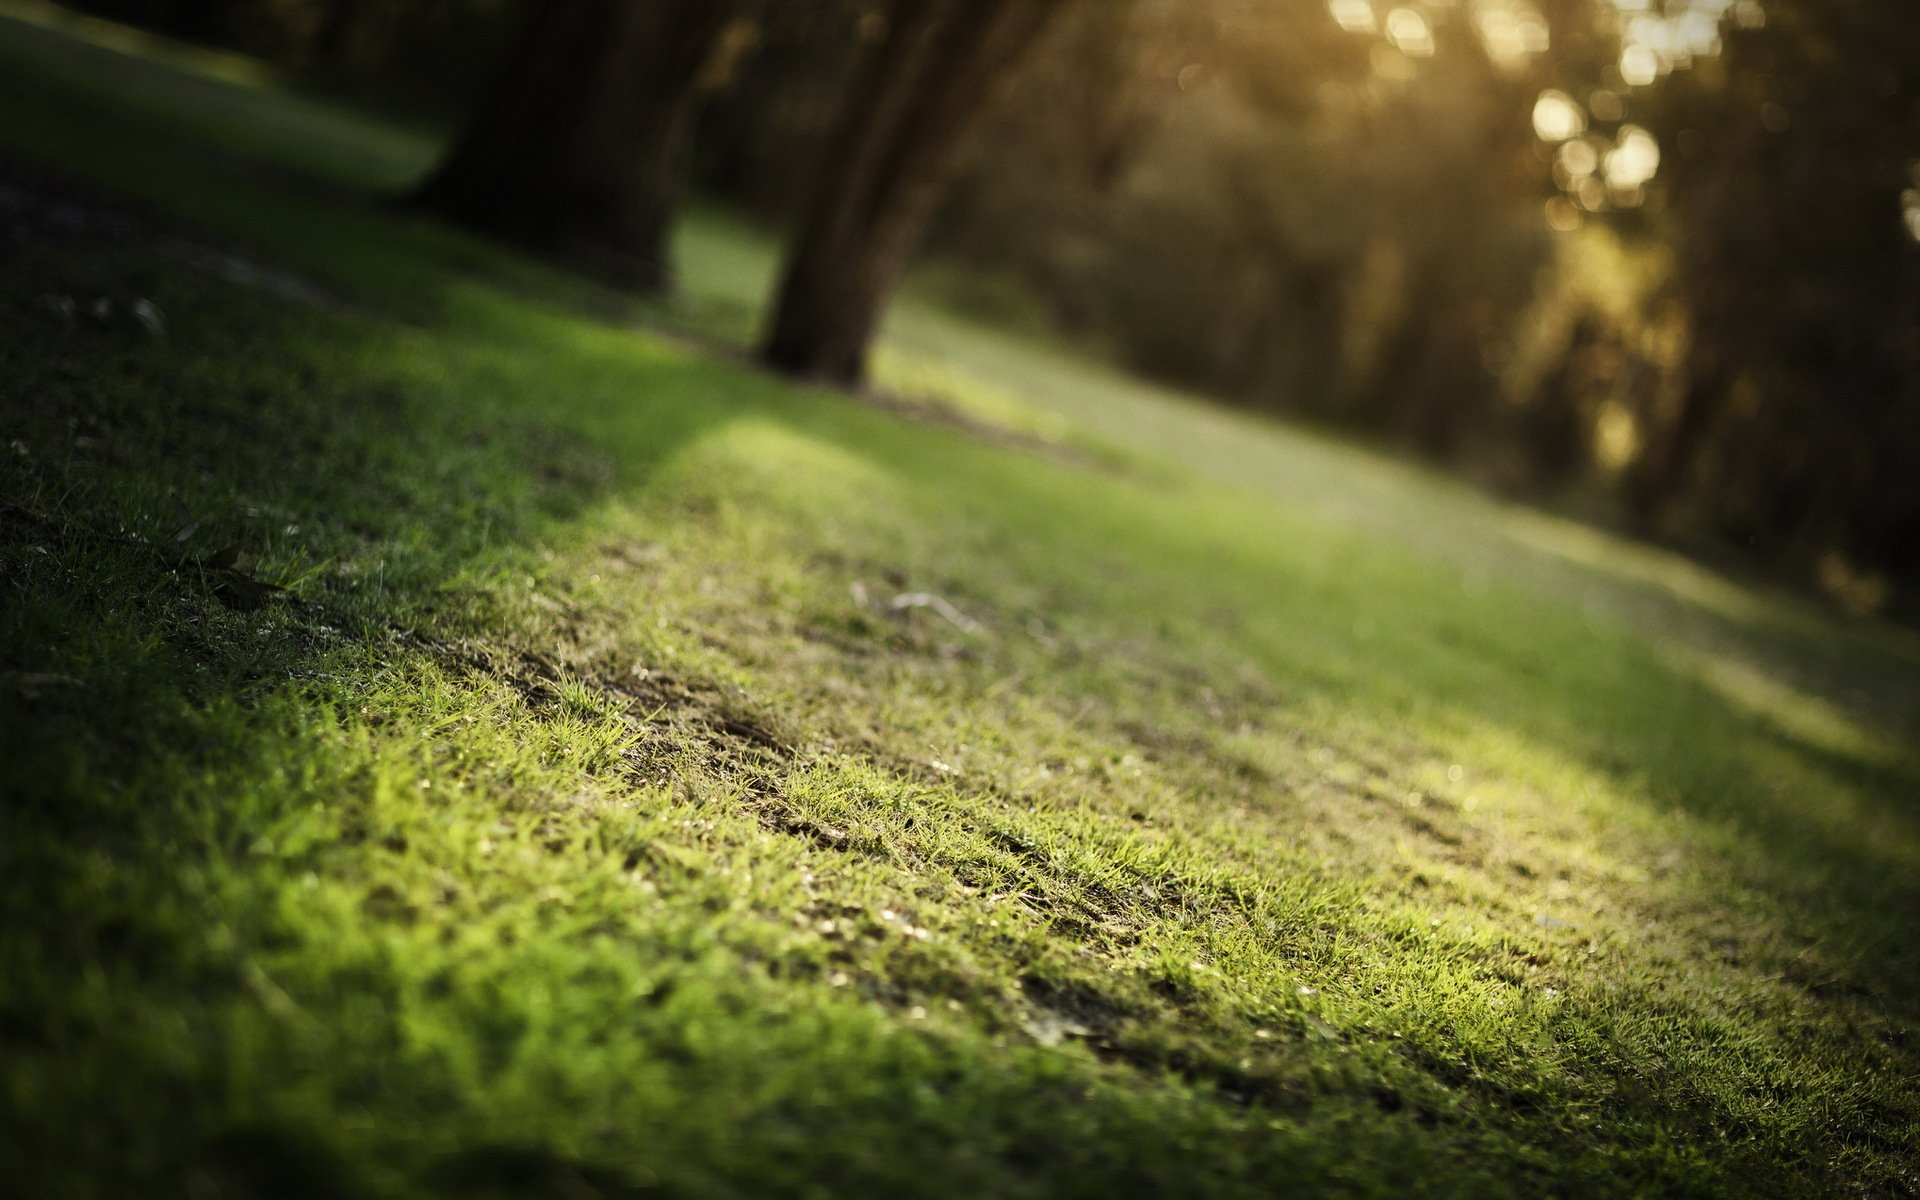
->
xmin=1628 ymin=2 xmax=1920 ymax=604
xmin=428 ymin=1144 xmax=657 ymax=1199
xmin=412 ymin=0 xmax=748 ymax=293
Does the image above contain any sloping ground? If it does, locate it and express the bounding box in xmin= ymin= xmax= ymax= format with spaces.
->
xmin=2 ymin=10 xmax=1917 ymax=1198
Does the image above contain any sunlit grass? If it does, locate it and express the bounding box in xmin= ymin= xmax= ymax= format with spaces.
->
xmin=2 ymin=10 xmax=1917 ymax=1198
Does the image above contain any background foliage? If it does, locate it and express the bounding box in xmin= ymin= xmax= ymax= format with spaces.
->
xmin=54 ymin=0 xmax=1920 ymax=606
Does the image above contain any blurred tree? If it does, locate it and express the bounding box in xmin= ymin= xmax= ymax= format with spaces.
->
xmin=309 ymin=0 xmax=370 ymax=68
xmin=691 ymin=2 xmax=868 ymax=224
xmin=1622 ymin=0 xmax=1920 ymax=595
xmin=54 ymin=0 xmax=1920 ymax=606
xmin=761 ymin=0 xmax=1078 ymax=384
xmin=924 ymin=0 xmax=1217 ymax=331
xmin=937 ymin=0 xmax=1550 ymax=460
xmin=412 ymin=0 xmax=751 ymax=292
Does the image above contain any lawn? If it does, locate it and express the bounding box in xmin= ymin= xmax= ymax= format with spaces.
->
xmin=2 ymin=5 xmax=1917 ymax=1197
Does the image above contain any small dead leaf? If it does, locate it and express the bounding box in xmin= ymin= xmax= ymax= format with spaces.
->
xmin=889 ymin=592 xmax=979 ymax=632
xmin=131 ymin=298 xmax=165 ymax=338
xmin=1021 ymin=1010 xmax=1094 ymax=1048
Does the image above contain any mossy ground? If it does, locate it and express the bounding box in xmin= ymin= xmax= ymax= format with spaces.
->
xmin=2 ymin=6 xmax=1917 ymax=1197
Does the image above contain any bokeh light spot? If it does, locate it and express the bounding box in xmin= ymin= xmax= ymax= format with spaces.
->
xmin=1385 ymin=8 xmax=1436 ymax=58
xmin=1532 ymin=90 xmax=1587 ymax=142
xmin=1328 ymin=0 xmax=1377 ymax=33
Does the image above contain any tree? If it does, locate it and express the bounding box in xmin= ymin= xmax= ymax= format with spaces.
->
xmin=412 ymin=0 xmax=748 ymax=293
xmin=760 ymin=0 xmax=1076 ymax=384
xmin=310 ymin=0 xmax=373 ymax=71
xmin=1622 ymin=0 xmax=1920 ymax=590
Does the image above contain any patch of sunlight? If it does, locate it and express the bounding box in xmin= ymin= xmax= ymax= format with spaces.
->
xmin=1498 ymin=505 xmax=1781 ymax=629
xmin=869 ymin=347 xmax=1072 ymax=445
xmin=1665 ymin=646 xmax=1904 ymax=769
xmin=667 ymin=416 xmax=905 ymax=517
xmin=1499 ymin=503 xmax=1920 ymax=673
xmin=674 ymin=206 xmax=781 ymax=315
xmin=1232 ymin=697 xmax=1675 ymax=930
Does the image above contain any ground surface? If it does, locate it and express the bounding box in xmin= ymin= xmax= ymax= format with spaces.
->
xmin=2 ymin=6 xmax=1918 ymax=1198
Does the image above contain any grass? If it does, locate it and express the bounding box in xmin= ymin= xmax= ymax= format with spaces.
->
xmin=3 ymin=7 xmax=1918 ymax=1197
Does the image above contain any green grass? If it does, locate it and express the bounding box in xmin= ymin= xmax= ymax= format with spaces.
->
xmin=3 ymin=9 xmax=1918 ymax=1198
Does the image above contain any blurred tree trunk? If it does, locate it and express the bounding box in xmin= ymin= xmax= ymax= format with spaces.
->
xmin=761 ymin=0 xmax=1072 ymax=385
xmin=1627 ymin=354 xmax=1728 ymax=536
xmin=412 ymin=0 xmax=745 ymax=293
xmin=310 ymin=0 xmax=371 ymax=69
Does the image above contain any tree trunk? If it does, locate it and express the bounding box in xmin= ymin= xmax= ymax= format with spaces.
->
xmin=310 ymin=0 xmax=372 ymax=71
xmin=760 ymin=0 xmax=1069 ymax=385
xmin=1627 ymin=353 xmax=1729 ymax=536
xmin=411 ymin=0 xmax=744 ymax=293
